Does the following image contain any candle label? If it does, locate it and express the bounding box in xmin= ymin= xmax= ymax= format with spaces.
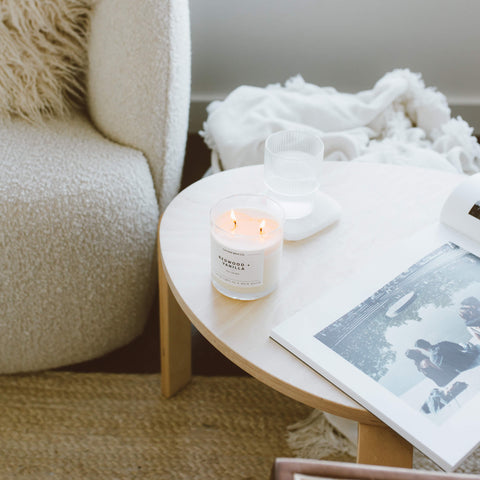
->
xmin=211 ymin=240 xmax=264 ymax=287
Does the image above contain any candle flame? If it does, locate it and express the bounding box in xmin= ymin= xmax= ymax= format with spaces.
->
xmin=259 ymin=219 xmax=266 ymax=234
xmin=230 ymin=209 xmax=237 ymax=229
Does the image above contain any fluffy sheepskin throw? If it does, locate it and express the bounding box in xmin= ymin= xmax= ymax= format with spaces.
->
xmin=0 ymin=0 xmax=93 ymax=122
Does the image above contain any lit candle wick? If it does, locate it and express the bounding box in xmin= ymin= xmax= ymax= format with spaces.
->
xmin=259 ymin=219 xmax=266 ymax=235
xmin=230 ymin=209 xmax=237 ymax=230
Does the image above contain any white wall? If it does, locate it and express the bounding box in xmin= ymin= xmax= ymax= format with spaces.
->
xmin=189 ymin=0 xmax=480 ymax=132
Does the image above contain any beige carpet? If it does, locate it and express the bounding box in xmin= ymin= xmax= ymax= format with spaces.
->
xmin=2 ymin=372 xmax=480 ymax=479
xmin=0 ymin=372 xmax=311 ymax=479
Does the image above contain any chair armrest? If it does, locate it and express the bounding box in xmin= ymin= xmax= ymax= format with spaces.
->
xmin=87 ymin=0 xmax=191 ymax=212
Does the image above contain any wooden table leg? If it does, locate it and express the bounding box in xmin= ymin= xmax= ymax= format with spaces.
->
xmin=159 ymin=255 xmax=192 ymax=398
xmin=357 ymin=423 xmax=413 ymax=468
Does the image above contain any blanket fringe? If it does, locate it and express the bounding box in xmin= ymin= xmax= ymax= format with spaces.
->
xmin=286 ymin=409 xmax=356 ymax=461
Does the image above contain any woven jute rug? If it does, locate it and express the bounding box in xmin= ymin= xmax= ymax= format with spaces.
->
xmin=3 ymin=372 xmax=480 ymax=479
xmin=0 ymin=372 xmax=311 ymax=479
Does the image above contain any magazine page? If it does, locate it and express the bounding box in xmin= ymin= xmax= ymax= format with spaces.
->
xmin=441 ymin=172 xmax=480 ymax=243
xmin=271 ymin=224 xmax=480 ymax=471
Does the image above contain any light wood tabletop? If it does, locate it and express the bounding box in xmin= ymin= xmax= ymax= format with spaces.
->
xmin=158 ymin=161 xmax=463 ymax=467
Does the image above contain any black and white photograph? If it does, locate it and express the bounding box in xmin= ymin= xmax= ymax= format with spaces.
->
xmin=314 ymin=242 xmax=480 ymax=425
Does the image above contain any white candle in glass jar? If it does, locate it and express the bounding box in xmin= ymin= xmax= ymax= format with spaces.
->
xmin=210 ymin=195 xmax=284 ymax=300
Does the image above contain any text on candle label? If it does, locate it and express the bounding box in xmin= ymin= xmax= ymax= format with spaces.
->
xmin=211 ymin=242 xmax=264 ymax=287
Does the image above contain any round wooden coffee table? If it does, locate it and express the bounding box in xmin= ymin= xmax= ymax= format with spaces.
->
xmin=158 ymin=162 xmax=463 ymax=467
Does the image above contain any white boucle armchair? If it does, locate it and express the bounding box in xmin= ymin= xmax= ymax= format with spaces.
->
xmin=0 ymin=0 xmax=190 ymax=372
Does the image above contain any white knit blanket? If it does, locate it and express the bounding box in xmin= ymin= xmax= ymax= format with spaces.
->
xmin=201 ymin=69 xmax=480 ymax=175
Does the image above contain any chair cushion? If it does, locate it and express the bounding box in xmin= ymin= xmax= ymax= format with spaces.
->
xmin=0 ymin=114 xmax=159 ymax=372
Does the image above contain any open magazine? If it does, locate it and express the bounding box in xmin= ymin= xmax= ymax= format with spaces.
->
xmin=271 ymin=173 xmax=480 ymax=472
